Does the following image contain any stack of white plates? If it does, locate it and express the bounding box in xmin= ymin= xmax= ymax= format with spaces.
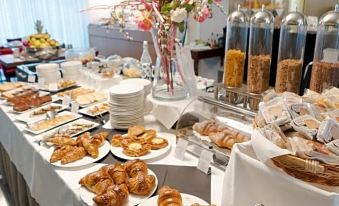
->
xmin=109 ymin=84 xmax=145 ymax=129
xmin=120 ymin=78 xmax=151 ymax=96
xmin=60 ymin=61 xmax=82 ymax=80
xmin=36 ymin=63 xmax=61 ymax=84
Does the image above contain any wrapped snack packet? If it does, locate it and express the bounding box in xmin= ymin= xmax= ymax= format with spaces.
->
xmin=290 ymin=115 xmax=320 ymax=140
xmin=282 ymin=92 xmax=302 ymax=106
xmin=262 ymin=124 xmax=288 ymax=148
xmin=259 ymin=97 xmax=292 ymax=126
xmin=262 ymin=89 xmax=278 ymax=103
xmin=289 ymin=103 xmax=316 ymax=119
xmin=327 ymin=109 xmax=339 ymax=123
xmin=317 ymin=119 xmax=339 ymax=143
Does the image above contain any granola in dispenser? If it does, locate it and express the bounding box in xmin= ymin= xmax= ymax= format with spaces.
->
xmin=247 ymin=54 xmax=271 ymax=94
xmin=275 ymin=59 xmax=303 ymax=94
xmin=310 ymin=61 xmax=339 ymax=93
xmin=223 ymin=49 xmax=245 ymax=88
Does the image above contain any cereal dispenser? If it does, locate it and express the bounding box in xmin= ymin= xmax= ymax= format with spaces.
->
xmin=275 ymin=11 xmax=307 ymax=94
xmin=247 ymin=5 xmax=274 ymax=94
xmin=309 ymin=5 xmax=339 ymax=93
xmin=223 ymin=5 xmax=249 ymax=88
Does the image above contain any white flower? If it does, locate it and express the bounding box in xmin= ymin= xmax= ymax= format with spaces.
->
xmin=171 ymin=8 xmax=187 ymax=23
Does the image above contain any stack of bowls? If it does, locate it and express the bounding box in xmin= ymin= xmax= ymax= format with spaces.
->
xmin=60 ymin=61 xmax=82 ymax=80
xmin=36 ymin=63 xmax=61 ymax=84
xmin=109 ymin=84 xmax=145 ymax=129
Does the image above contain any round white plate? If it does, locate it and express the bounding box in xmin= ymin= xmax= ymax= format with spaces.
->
xmin=45 ymin=140 xmax=110 ymax=168
xmin=109 ymin=84 xmax=144 ymax=96
xmin=138 ymin=193 xmax=208 ymax=206
xmin=79 ymin=169 xmax=158 ymax=206
xmin=110 ymin=132 xmax=172 ymax=161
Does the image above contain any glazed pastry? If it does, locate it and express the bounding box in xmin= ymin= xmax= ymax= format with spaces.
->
xmin=127 ymin=172 xmax=155 ymax=196
xmin=93 ymin=184 xmax=129 ymax=206
xmin=157 ymin=186 xmax=183 ymax=206
xmin=50 ymin=145 xmax=74 ymax=163
xmin=128 ymin=125 xmax=145 ymax=137
xmin=149 ymin=137 xmax=168 ymax=150
xmin=111 ymin=134 xmax=123 ymax=147
xmin=122 ymin=140 xmax=151 ymax=157
xmin=136 ymin=129 xmax=157 ymax=141
xmin=91 ymin=178 xmax=113 ymax=195
xmin=47 ymin=134 xmax=77 ymax=146
xmin=81 ymin=132 xmax=101 ymax=158
xmin=107 ymin=164 xmax=128 ymax=185
xmin=60 ymin=146 xmax=86 ymax=164
xmin=124 ymin=159 xmax=148 ymax=177
xmin=92 ymin=132 xmax=108 ymax=146
xmin=79 ymin=170 xmax=107 ymax=190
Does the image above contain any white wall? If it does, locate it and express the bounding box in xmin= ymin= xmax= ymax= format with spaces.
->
xmin=86 ymin=0 xmax=123 ymax=23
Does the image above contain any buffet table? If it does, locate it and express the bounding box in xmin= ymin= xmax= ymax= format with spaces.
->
xmin=0 ymin=96 xmax=224 ymax=206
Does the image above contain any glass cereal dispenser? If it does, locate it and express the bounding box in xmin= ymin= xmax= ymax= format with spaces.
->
xmin=247 ymin=5 xmax=274 ymax=94
xmin=223 ymin=5 xmax=249 ymax=88
xmin=275 ymin=11 xmax=307 ymax=94
xmin=309 ymin=5 xmax=339 ymax=93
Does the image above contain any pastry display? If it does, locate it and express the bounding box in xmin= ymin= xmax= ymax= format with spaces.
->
xmin=30 ymin=105 xmax=62 ymax=116
xmin=57 ymin=87 xmax=106 ymax=106
xmin=193 ymin=120 xmax=250 ymax=150
xmin=111 ymin=126 xmax=169 ymax=157
xmin=79 ymin=159 xmax=156 ymax=206
xmin=57 ymin=87 xmax=94 ymax=99
xmin=87 ymin=103 xmax=109 ymax=116
xmin=57 ymin=80 xmax=76 ymax=90
xmin=10 ymin=94 xmax=52 ymax=112
xmin=44 ymin=121 xmax=96 ymax=140
xmin=49 ymin=132 xmax=108 ymax=165
xmin=0 ymin=82 xmax=24 ymax=92
xmin=2 ymin=85 xmax=36 ymax=99
xmin=29 ymin=114 xmax=75 ymax=131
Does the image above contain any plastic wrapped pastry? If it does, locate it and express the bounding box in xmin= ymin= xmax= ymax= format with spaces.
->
xmin=290 ymin=115 xmax=321 ymax=140
xmin=317 ymin=119 xmax=339 ymax=143
xmin=259 ymin=97 xmax=292 ymax=126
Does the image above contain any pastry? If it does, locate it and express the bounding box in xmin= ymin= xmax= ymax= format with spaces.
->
xmin=122 ymin=140 xmax=151 ymax=157
xmin=50 ymin=145 xmax=74 ymax=163
xmin=105 ymin=164 xmax=128 ymax=185
xmin=79 ymin=170 xmax=107 ymax=189
xmin=47 ymin=134 xmax=77 ymax=146
xmin=136 ymin=129 xmax=157 ymax=141
xmin=0 ymin=82 xmax=23 ymax=92
xmin=88 ymin=103 xmax=109 ymax=115
xmin=91 ymin=178 xmax=114 ymax=195
xmin=127 ymin=172 xmax=155 ymax=196
xmin=157 ymin=186 xmax=183 ymax=206
xmin=124 ymin=159 xmax=148 ymax=177
xmin=149 ymin=137 xmax=168 ymax=150
xmin=92 ymin=132 xmax=108 ymax=146
xmin=93 ymin=184 xmax=129 ymax=206
xmin=29 ymin=114 xmax=75 ymax=131
xmin=81 ymin=132 xmax=102 ymax=158
xmin=128 ymin=125 xmax=145 ymax=137
xmin=60 ymin=146 xmax=86 ymax=164
xmin=111 ymin=134 xmax=123 ymax=147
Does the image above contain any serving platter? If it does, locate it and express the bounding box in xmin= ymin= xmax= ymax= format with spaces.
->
xmin=110 ymin=132 xmax=172 ymax=161
xmin=78 ymin=102 xmax=109 ymax=117
xmin=38 ymin=81 xmax=77 ymax=92
xmin=15 ymin=102 xmax=67 ymax=123
xmin=79 ymin=168 xmax=158 ymax=206
xmin=42 ymin=140 xmax=110 ymax=168
xmin=25 ymin=111 xmax=82 ymax=135
xmin=138 ymin=193 xmax=208 ymax=206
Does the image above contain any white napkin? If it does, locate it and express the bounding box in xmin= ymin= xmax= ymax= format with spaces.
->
xmin=251 ymin=129 xmax=291 ymax=163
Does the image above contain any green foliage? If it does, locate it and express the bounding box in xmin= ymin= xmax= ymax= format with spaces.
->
xmin=178 ymin=21 xmax=185 ymax=33
xmin=35 ymin=20 xmax=43 ymax=34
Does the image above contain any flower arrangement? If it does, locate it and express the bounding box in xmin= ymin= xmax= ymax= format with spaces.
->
xmin=85 ymin=0 xmax=225 ymax=98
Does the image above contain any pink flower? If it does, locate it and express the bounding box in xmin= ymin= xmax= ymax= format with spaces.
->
xmin=214 ymin=0 xmax=222 ymax=2
xmin=194 ymin=5 xmax=211 ymax=23
xmin=135 ymin=11 xmax=153 ymax=31
xmin=140 ymin=0 xmax=152 ymax=10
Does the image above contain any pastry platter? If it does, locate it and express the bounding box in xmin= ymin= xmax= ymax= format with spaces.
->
xmin=138 ymin=193 xmax=208 ymax=206
xmin=36 ymin=118 xmax=100 ymax=142
xmin=78 ymin=102 xmax=109 ymax=117
xmin=42 ymin=140 xmax=110 ymax=168
xmin=79 ymin=168 xmax=158 ymax=206
xmin=110 ymin=132 xmax=172 ymax=161
xmin=15 ymin=103 xmax=67 ymax=123
xmin=25 ymin=111 xmax=82 ymax=135
xmin=38 ymin=80 xmax=77 ymax=92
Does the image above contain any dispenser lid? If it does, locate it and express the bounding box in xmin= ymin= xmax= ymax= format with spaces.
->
xmin=228 ymin=5 xmax=248 ymax=24
xmin=250 ymin=5 xmax=274 ymax=24
xmin=319 ymin=4 xmax=339 ymax=26
xmin=282 ymin=11 xmax=307 ymax=26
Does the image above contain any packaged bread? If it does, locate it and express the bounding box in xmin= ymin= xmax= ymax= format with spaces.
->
xmin=289 ymin=103 xmax=317 ymax=119
xmin=259 ymin=97 xmax=291 ymax=126
xmin=290 ymin=115 xmax=321 ymax=140
xmin=317 ymin=119 xmax=339 ymax=143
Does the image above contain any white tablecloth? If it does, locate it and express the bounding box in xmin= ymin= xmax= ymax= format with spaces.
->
xmin=222 ymin=141 xmax=339 ymax=206
xmin=0 ymin=103 xmax=224 ymax=206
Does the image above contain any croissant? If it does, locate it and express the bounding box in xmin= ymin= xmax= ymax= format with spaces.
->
xmin=92 ymin=132 xmax=108 ymax=146
xmin=157 ymin=186 xmax=182 ymax=206
xmin=93 ymin=184 xmax=129 ymax=206
xmin=107 ymin=164 xmax=128 ymax=185
xmin=47 ymin=135 xmax=77 ymax=146
xmin=60 ymin=146 xmax=86 ymax=164
xmin=209 ymin=131 xmax=250 ymax=149
xmin=192 ymin=120 xmax=227 ymax=136
xmin=124 ymin=159 xmax=148 ymax=177
xmin=79 ymin=170 xmax=107 ymax=188
xmin=92 ymin=178 xmax=113 ymax=195
xmin=50 ymin=145 xmax=73 ymax=163
xmin=127 ymin=173 xmax=155 ymax=196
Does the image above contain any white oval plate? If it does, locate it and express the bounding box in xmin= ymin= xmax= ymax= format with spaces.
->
xmin=138 ymin=193 xmax=208 ymax=206
xmin=110 ymin=132 xmax=172 ymax=161
xmin=43 ymin=140 xmax=110 ymax=168
xmin=79 ymin=169 xmax=158 ymax=206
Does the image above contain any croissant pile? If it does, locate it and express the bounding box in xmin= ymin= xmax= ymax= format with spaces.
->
xmin=157 ymin=186 xmax=216 ymax=206
xmin=49 ymin=132 xmax=107 ymax=165
xmin=111 ymin=125 xmax=168 ymax=157
xmin=193 ymin=120 xmax=250 ymax=149
xmin=79 ymin=159 xmax=156 ymax=206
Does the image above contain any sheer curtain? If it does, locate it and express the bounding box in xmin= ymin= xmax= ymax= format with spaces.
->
xmin=0 ymin=0 xmax=89 ymax=48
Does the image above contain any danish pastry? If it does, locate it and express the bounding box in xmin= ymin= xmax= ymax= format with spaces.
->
xmin=128 ymin=125 xmax=145 ymax=137
xmin=149 ymin=137 xmax=168 ymax=150
xmin=111 ymin=134 xmax=123 ymax=147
